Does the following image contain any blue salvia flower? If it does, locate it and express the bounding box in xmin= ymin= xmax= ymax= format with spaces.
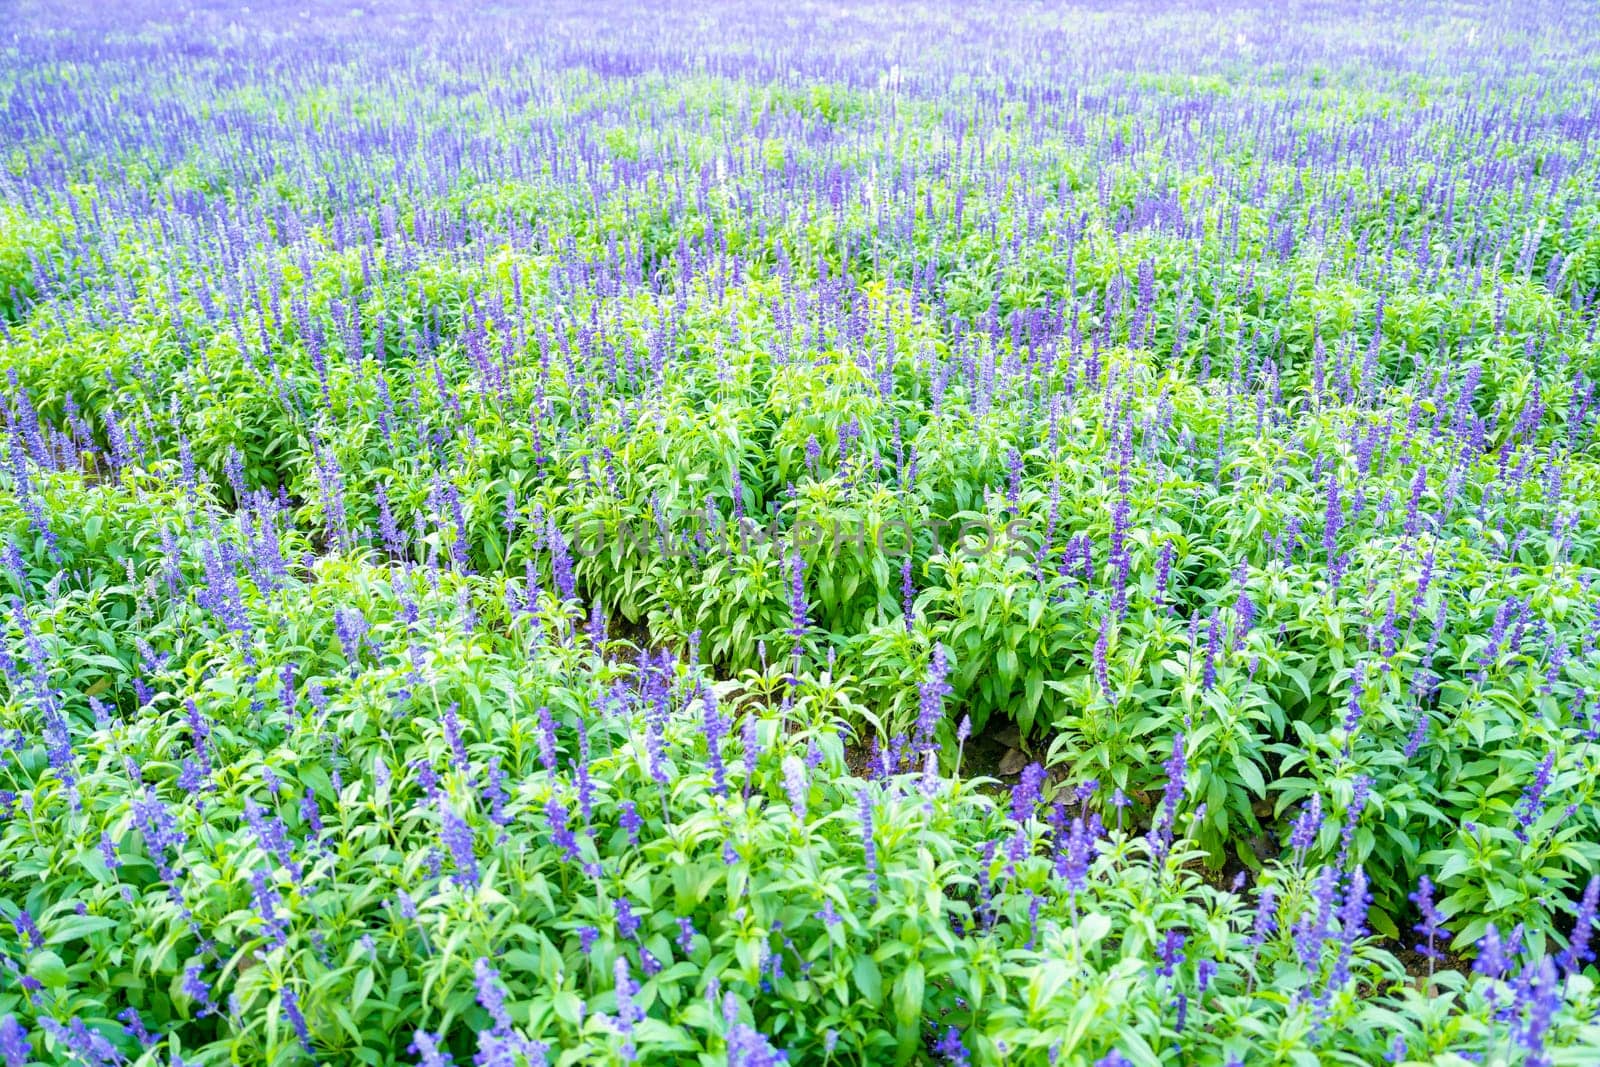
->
xmin=857 ymin=788 xmax=879 ymax=903
xmin=37 ymin=1018 xmax=120 ymax=1066
xmin=11 ymin=912 xmax=41 ymax=951
xmin=1154 ymin=541 xmax=1175 ymax=608
xmin=1341 ymin=663 xmax=1367 ymax=750
xmin=334 ymin=607 xmax=368 ymax=669
xmin=1289 ymin=795 xmax=1323 ymax=861
xmin=250 ymin=868 xmax=289 ymax=948
xmin=117 ymin=1007 xmax=154 ymax=1048
xmin=742 ymin=715 xmax=761 ymax=800
xmin=98 ymin=830 xmax=121 ymax=873
xmin=676 ymin=917 xmax=697 ymax=953
xmin=1012 ymin=763 xmax=1046 ymax=823
xmin=1055 ymin=817 xmax=1093 ymax=899
xmin=131 ymin=790 xmax=187 ymax=884
xmin=549 ymin=521 xmax=576 ymax=603
xmin=1560 ymin=876 xmax=1599 ymax=977
xmin=1511 ymin=956 xmax=1561 ymax=1067
xmin=901 ymin=555 xmax=916 ymax=631
xmin=280 ymin=985 xmax=314 ymax=1055
xmin=1093 ymin=615 xmax=1114 ymax=700
xmin=300 ymin=788 xmax=323 ymax=835
xmin=536 ymin=706 xmax=558 ymax=773
xmin=409 ymin=1031 xmax=454 ymax=1067
xmin=619 ymin=801 xmax=642 ymax=846
xmin=1335 ymin=776 xmax=1371 ymax=871
xmin=546 ymin=798 xmax=580 ymax=863
xmin=934 ymin=1026 xmax=970 ymax=1066
xmin=439 ymin=806 xmax=479 ymax=888
xmin=1150 ymin=734 xmax=1187 ymax=857
xmin=1294 ymin=866 xmax=1341 ymax=983
xmin=915 ymin=646 xmax=952 ymax=754
xmin=1155 ymin=929 xmax=1186 ymax=979
xmin=615 ymin=897 xmax=641 ymax=940
xmin=182 ymin=962 xmax=217 ymax=1016
xmin=574 ymin=720 xmax=594 ymax=824
xmin=1247 ymin=885 xmax=1278 ymax=949
xmin=482 ymin=758 xmax=512 ymax=842
xmin=243 ymin=798 xmax=302 ymax=884
xmin=786 ymin=547 xmax=809 ymax=658
xmin=727 ymin=1022 xmax=787 ymax=1067
xmin=919 ymin=749 xmax=941 ymax=814
xmin=1411 ymin=876 xmax=1447 ymax=973
xmin=1200 ymin=613 xmax=1221 ymax=690
xmin=782 ymin=755 xmax=808 ymax=823
xmin=1474 ymin=923 xmax=1518 ymax=983
xmin=614 ymin=957 xmax=641 ymax=1062
xmin=1513 ymin=753 xmax=1556 ymax=843
xmin=1327 ymin=865 xmax=1369 ymax=992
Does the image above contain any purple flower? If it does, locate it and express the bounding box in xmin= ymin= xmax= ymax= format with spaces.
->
xmin=619 ymin=801 xmax=642 ymax=846
xmin=1329 ymin=865 xmax=1370 ymax=990
xmin=901 ymin=556 xmax=916 ymax=631
xmin=244 ymin=798 xmax=302 ymax=884
xmin=727 ymin=1022 xmax=788 ymax=1067
xmin=1151 ymin=734 xmax=1187 ymax=854
xmin=183 ymin=962 xmax=217 ymax=1016
xmin=440 ymin=806 xmax=479 ymax=888
xmin=1012 ymin=763 xmax=1046 ymax=823
xmin=934 ymin=1026 xmax=970 ymax=1066
xmin=786 ymin=547 xmax=809 ymax=654
xmin=536 ymin=706 xmax=558 ymax=773
xmin=1055 ymin=816 xmax=1093 ymax=896
xmin=118 ymin=1006 xmax=154 ymax=1048
xmin=1475 ymin=923 xmax=1516 ymax=981
xmin=1156 ymin=929 xmax=1187 ymax=978
xmin=782 ymin=755 xmax=808 ymax=823
xmin=1200 ymin=613 xmax=1221 ymax=690
xmin=1247 ymin=885 xmax=1278 ymax=949
xmin=858 ymin=788 xmax=879 ymax=902
xmin=1342 ymin=663 xmax=1368 ymax=747
xmin=482 ymin=758 xmax=512 ymax=841
xmin=915 ymin=646 xmax=952 ymax=753
xmin=1561 ymin=876 xmax=1599 ymax=976
xmin=1093 ymin=615 xmax=1114 ymax=700
xmin=280 ymin=986 xmax=314 ymax=1055
xmin=0 ymin=1015 xmax=27 ymax=1067
xmin=131 ymin=790 xmax=187 ymax=884
xmin=473 ymin=958 xmax=514 ymax=1032
xmin=410 ymin=1030 xmax=454 ymax=1067
xmin=1411 ymin=876 xmax=1448 ymax=967
xmin=11 ymin=911 xmax=41 ymax=951
xmin=614 ymin=957 xmax=640 ymax=1062
xmin=250 ymin=868 xmax=290 ymax=947
xmin=546 ymin=798 xmax=580 ymax=863
xmin=615 ymin=897 xmax=641 ymax=941
xmin=550 ymin=522 xmax=577 ymax=602
xmin=1289 ymin=795 xmax=1323 ymax=858
xmin=1513 ymin=753 xmax=1557 ymax=843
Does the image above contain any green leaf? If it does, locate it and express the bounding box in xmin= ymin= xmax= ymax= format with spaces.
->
xmin=893 ymin=961 xmax=924 ymax=1026
xmin=853 ymin=955 xmax=882 ymax=1006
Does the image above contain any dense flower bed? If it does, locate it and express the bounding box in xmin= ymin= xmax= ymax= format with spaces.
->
xmin=3 ymin=0 xmax=1600 ymax=1063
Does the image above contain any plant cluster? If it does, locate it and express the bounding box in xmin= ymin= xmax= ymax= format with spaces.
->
xmin=4 ymin=0 xmax=1600 ymax=1063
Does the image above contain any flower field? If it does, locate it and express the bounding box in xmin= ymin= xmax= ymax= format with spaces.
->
xmin=4 ymin=0 xmax=1600 ymax=1062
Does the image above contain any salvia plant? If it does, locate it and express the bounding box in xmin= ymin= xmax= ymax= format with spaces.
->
xmin=3 ymin=0 xmax=1600 ymax=1063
